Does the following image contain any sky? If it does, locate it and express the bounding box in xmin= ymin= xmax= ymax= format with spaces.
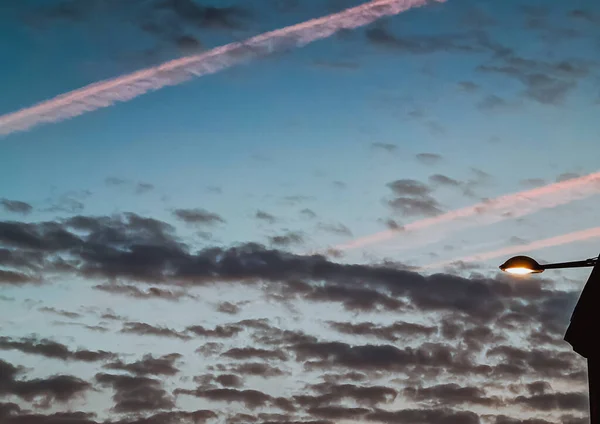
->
xmin=0 ymin=0 xmax=600 ymax=423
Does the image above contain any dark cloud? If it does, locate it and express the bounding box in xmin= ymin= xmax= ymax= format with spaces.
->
xmin=155 ymin=0 xmax=250 ymax=30
xmin=428 ymin=174 xmax=462 ymax=187
xmin=38 ymin=306 xmax=82 ymax=319
xmin=0 ymin=337 xmax=115 ymax=362
xmin=256 ymin=210 xmax=277 ymax=224
xmin=300 ymin=208 xmax=317 ymax=219
xmin=104 ymin=353 xmax=182 ymax=376
xmin=308 ymin=406 xmax=370 ymax=419
xmin=381 ymin=218 xmax=403 ymax=231
xmin=269 ymin=231 xmax=305 ymax=247
xmin=311 ymin=59 xmax=360 ymax=71
xmin=385 ymin=179 xmax=443 ymax=217
xmin=387 ymin=196 xmax=443 ymax=217
xmin=317 ymin=223 xmax=352 ymax=237
xmin=187 ymin=323 xmax=243 ymax=338
xmin=174 ymin=34 xmax=203 ymax=51
xmin=365 ymin=27 xmax=481 ymax=55
xmin=458 ymin=81 xmax=479 ymax=92
xmin=301 ymin=382 xmax=397 ymax=407
xmin=0 ymin=359 xmax=91 ymax=402
xmin=121 ymin=322 xmax=191 ymax=340
xmin=1 ymin=212 xmax=577 ymax=332
xmin=416 ymin=153 xmax=442 ymax=165
xmin=328 ymin=321 xmax=437 ymax=342
xmin=96 ymin=373 xmax=175 ymax=413
xmin=556 ymin=172 xmax=580 ymax=182
xmin=371 ymin=142 xmax=397 ymax=152
xmin=403 ymin=383 xmax=501 ymax=407
xmin=94 ymin=282 xmax=192 ymax=301
xmin=477 ymin=94 xmax=511 ymax=111
xmin=486 ymin=346 xmax=582 ymax=379
xmin=477 ymin=54 xmax=592 ymax=106
xmin=222 ymin=347 xmax=288 ymax=361
xmin=175 ymin=387 xmax=273 ymax=409
xmin=387 ymin=179 xmax=431 ymax=197
xmin=135 ymin=182 xmax=155 ymax=194
xmin=224 ymin=362 xmax=286 ymax=378
xmin=366 ymin=408 xmax=480 ymax=424
xmin=514 ymin=391 xmax=588 ymax=412
xmin=173 ymin=208 xmax=225 ymax=226
xmin=1 ymin=199 xmax=33 ymax=215
xmin=215 ymin=374 xmax=243 ymax=388
xmin=217 ymin=301 xmax=241 ymax=315
xmin=520 ymin=178 xmax=546 ymax=188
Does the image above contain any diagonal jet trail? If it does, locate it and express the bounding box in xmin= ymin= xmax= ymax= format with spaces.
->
xmin=420 ymin=226 xmax=600 ymax=271
xmin=0 ymin=0 xmax=439 ymax=137
xmin=335 ymin=171 xmax=600 ymax=252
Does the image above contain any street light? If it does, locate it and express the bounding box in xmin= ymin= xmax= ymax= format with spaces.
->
xmin=499 ymin=255 xmax=597 ymax=274
xmin=499 ymin=254 xmax=599 ymax=423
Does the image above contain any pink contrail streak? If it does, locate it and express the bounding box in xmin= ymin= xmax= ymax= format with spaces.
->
xmin=421 ymin=226 xmax=600 ymax=271
xmin=0 ymin=0 xmax=439 ymax=137
xmin=335 ymin=171 xmax=600 ymax=251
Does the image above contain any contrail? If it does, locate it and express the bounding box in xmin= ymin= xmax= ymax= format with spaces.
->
xmin=420 ymin=226 xmax=600 ymax=271
xmin=0 ymin=0 xmax=439 ymax=137
xmin=335 ymin=171 xmax=600 ymax=251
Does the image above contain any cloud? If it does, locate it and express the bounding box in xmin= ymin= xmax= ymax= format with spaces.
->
xmin=514 ymin=391 xmax=588 ymax=412
xmin=388 ymin=196 xmax=443 ymax=217
xmin=95 ymin=373 xmax=176 ymax=413
xmin=217 ymin=301 xmax=241 ymax=315
xmin=477 ymin=53 xmax=592 ymax=106
xmin=94 ymin=282 xmax=193 ymax=301
xmin=371 ymin=142 xmax=397 ymax=152
xmin=317 ymin=223 xmax=352 ymax=237
xmin=256 ymin=210 xmax=277 ymax=223
xmin=0 ymin=359 xmax=91 ymax=402
xmin=222 ymin=347 xmax=288 ymax=361
xmin=365 ymin=26 xmax=481 ymax=54
xmin=175 ymin=387 xmax=274 ymax=409
xmin=387 ymin=179 xmax=431 ymax=197
xmin=214 ymin=374 xmax=243 ymax=388
xmin=223 ymin=362 xmax=286 ymax=378
xmin=415 ymin=152 xmax=443 ymax=165
xmin=104 ymin=353 xmax=182 ymax=376
xmin=155 ymin=0 xmax=250 ymax=30
xmin=187 ymin=324 xmax=243 ymax=338
xmin=0 ymin=211 xmax=592 ymax=422
xmin=1 ymin=199 xmax=33 ymax=215
xmin=300 ymin=208 xmax=317 ymax=219
xmin=121 ymin=322 xmax=191 ymax=340
xmin=476 ymin=94 xmax=511 ymax=111
xmin=0 ymin=337 xmax=116 ymax=362
xmin=457 ymin=81 xmax=479 ymax=92
xmin=366 ymin=408 xmax=480 ymax=424
xmin=269 ymin=231 xmax=305 ymax=247
xmin=38 ymin=306 xmax=82 ymax=319
xmin=0 ymin=0 xmax=437 ymax=137
xmin=328 ymin=321 xmax=437 ymax=341
xmin=403 ymin=383 xmax=501 ymax=407
xmin=173 ymin=208 xmax=225 ymax=226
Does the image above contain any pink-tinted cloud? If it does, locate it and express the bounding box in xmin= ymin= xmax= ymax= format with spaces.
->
xmin=0 ymin=0 xmax=437 ymax=137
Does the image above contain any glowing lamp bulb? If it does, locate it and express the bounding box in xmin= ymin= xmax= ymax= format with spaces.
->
xmin=499 ymin=255 xmax=544 ymax=275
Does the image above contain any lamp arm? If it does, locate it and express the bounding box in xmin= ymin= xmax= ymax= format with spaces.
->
xmin=541 ymin=257 xmax=598 ymax=270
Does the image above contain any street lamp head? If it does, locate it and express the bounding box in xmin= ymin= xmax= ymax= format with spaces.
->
xmin=499 ymin=255 xmax=544 ymax=275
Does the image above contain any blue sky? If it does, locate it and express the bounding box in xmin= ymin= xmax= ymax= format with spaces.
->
xmin=1 ymin=0 xmax=600 ymax=423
